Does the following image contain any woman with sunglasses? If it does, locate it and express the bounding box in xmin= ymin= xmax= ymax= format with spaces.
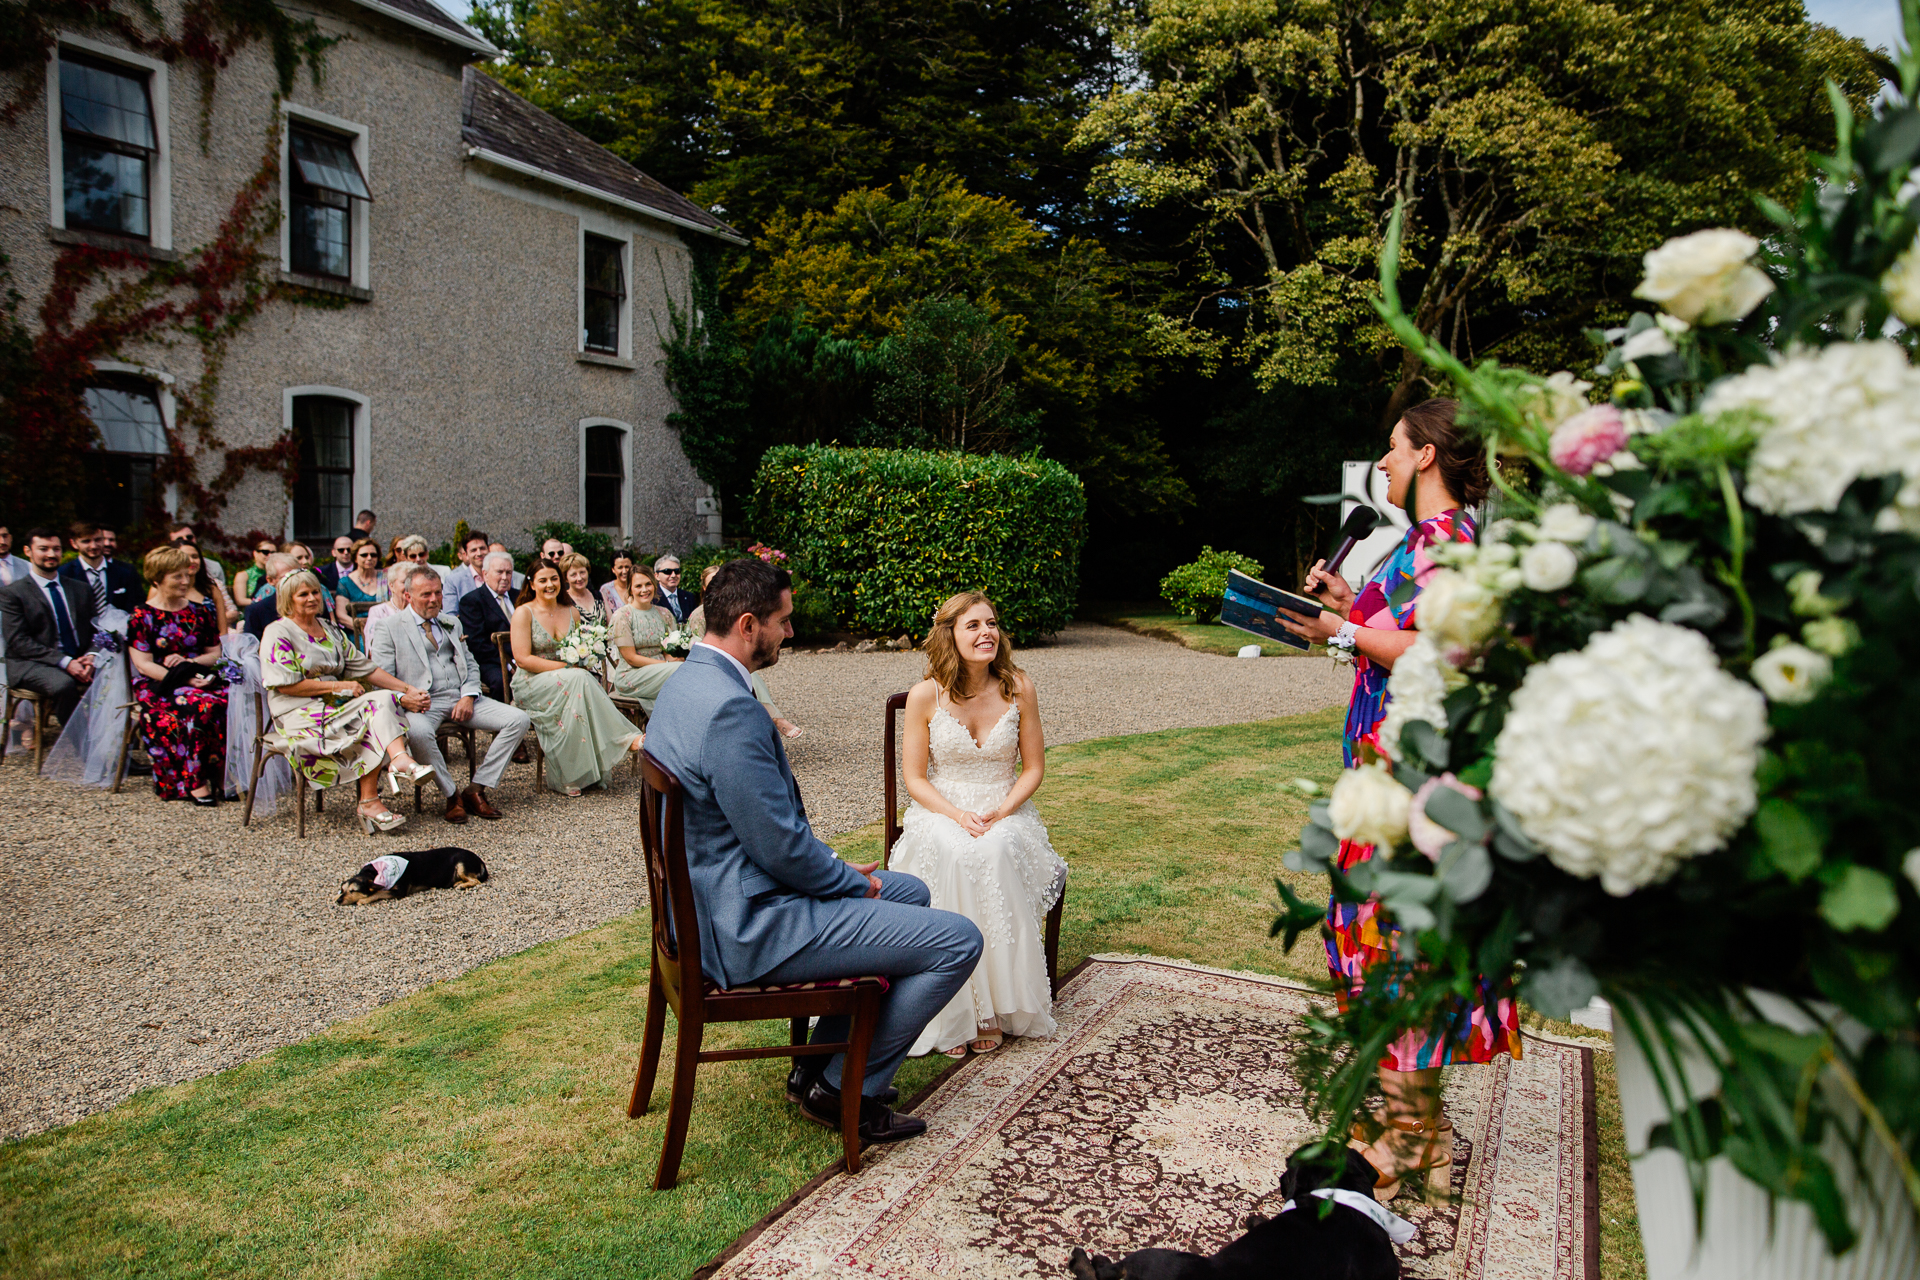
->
xmin=233 ymin=539 xmax=278 ymax=608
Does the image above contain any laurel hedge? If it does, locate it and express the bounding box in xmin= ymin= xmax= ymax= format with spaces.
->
xmin=750 ymin=445 xmax=1086 ymax=643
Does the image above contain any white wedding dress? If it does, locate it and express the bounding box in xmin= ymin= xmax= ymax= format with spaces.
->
xmin=892 ymin=699 xmax=1067 ymax=1056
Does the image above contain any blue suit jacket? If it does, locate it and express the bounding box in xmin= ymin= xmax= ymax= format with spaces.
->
xmin=58 ymin=557 xmax=139 ymax=614
xmin=645 ymin=644 xmax=868 ymax=988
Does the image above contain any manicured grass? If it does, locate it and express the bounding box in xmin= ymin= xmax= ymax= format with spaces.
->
xmin=1081 ymin=600 xmax=1322 ymax=658
xmin=0 ymin=710 xmax=1641 ymax=1279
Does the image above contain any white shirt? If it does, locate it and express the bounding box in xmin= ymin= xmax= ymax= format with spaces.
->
xmin=695 ymin=639 xmax=753 ymax=688
xmin=76 ymin=555 xmax=106 ymax=596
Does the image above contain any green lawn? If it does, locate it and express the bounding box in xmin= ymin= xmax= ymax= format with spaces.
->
xmin=0 ymin=710 xmax=1641 ymax=1280
xmin=1081 ymin=600 xmax=1323 ymax=658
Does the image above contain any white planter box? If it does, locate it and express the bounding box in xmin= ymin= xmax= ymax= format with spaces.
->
xmin=1614 ymin=991 xmax=1917 ymax=1279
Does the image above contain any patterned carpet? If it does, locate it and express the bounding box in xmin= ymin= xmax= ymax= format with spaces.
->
xmin=705 ymin=955 xmax=1598 ymax=1280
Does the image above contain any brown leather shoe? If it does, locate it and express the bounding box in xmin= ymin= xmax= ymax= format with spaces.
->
xmin=461 ymin=785 xmax=502 ymax=820
xmin=443 ymin=794 xmax=469 ymax=824
xmin=511 ymin=744 xmax=530 ymax=764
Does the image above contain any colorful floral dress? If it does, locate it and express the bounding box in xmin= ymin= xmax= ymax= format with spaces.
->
xmin=259 ymin=618 xmax=408 ymax=789
xmin=129 ymin=600 xmax=229 ymax=800
xmin=1325 ymin=508 xmax=1520 ymax=1070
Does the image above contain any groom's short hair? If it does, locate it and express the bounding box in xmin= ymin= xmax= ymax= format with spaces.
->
xmin=704 ymin=558 xmax=792 ymax=636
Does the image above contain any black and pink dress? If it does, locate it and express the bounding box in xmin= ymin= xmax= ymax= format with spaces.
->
xmin=128 ymin=600 xmax=229 ymax=799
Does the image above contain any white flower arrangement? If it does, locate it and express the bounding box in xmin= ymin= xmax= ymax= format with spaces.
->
xmin=660 ymin=627 xmax=694 ymax=657
xmin=1519 ymin=540 xmax=1579 ymax=592
xmin=1377 ymin=632 xmax=1464 ymax=761
xmin=554 ymin=618 xmax=612 ymax=673
xmin=1489 ymin=616 xmax=1768 ymax=896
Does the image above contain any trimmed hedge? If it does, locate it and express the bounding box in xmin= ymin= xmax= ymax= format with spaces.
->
xmin=1159 ymin=546 xmax=1264 ymax=622
xmin=750 ymin=445 xmax=1086 ymax=643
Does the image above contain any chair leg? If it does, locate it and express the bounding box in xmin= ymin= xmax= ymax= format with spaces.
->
xmin=295 ymin=774 xmax=307 ymax=838
xmin=0 ymin=692 xmax=11 ymax=763
xmin=242 ymin=744 xmax=267 ymax=827
xmin=1046 ymin=892 xmax=1065 ymax=999
xmin=629 ymin=968 xmax=669 ymax=1118
xmin=414 ymin=780 xmax=423 ymax=814
xmin=653 ymin=1012 xmax=703 ymax=1191
xmin=32 ymin=701 xmax=48 ymax=773
xmin=840 ymin=986 xmax=884 ymax=1175
xmin=112 ymin=708 xmax=140 ymax=794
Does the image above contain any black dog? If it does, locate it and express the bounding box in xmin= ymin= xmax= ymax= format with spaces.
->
xmin=337 ymin=848 xmax=489 ymax=904
xmin=1067 ymin=1146 xmax=1403 ymax=1280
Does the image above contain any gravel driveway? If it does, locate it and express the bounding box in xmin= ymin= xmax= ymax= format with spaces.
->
xmin=0 ymin=623 xmax=1345 ymax=1139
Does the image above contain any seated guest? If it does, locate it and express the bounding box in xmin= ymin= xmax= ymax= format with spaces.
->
xmin=243 ymin=554 xmax=300 ymax=640
xmin=511 ymin=561 xmax=643 ymax=796
xmin=260 ymin=570 xmax=434 ymax=834
xmin=59 ymin=521 xmax=140 ymax=614
xmin=646 ymin=557 xmax=982 ymax=1140
xmin=369 ymin=567 xmax=531 ymax=823
xmin=334 ymin=538 xmax=387 ymax=639
xmin=653 ymin=554 xmax=697 ymax=623
xmin=458 ymin=551 xmax=520 ymax=702
xmin=127 ymin=544 xmax=228 ymax=806
xmin=178 ymin=541 xmax=234 ymax=635
xmin=487 ymin=542 xmax=526 ymax=591
xmin=683 ymin=564 xmax=801 ymax=738
xmin=558 ymin=551 xmax=603 ymax=622
xmin=442 ymin=530 xmax=491 ymax=610
xmin=233 ymin=538 xmax=278 ymax=607
xmin=393 ymin=535 xmax=450 ymax=584
xmin=168 ymin=523 xmax=229 ymax=594
xmin=97 ymin=525 xmax=120 ymax=560
xmin=0 ymin=527 xmax=98 ymax=722
xmin=608 ymin=564 xmax=678 ymax=708
xmin=281 ymin=543 xmax=340 ymax=619
xmin=362 ymin=562 xmax=415 ymax=636
xmin=600 ymin=551 xmax=635 ymax=616
xmin=318 ymin=535 xmax=356 ymax=592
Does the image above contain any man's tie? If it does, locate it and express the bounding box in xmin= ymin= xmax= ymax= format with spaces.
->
xmin=89 ymin=566 xmax=107 ymax=613
xmin=47 ymin=581 xmax=80 ymax=656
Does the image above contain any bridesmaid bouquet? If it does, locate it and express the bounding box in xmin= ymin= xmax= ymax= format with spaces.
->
xmin=660 ymin=627 xmax=694 ymax=658
xmin=1278 ymin=34 xmax=1920 ymax=1258
xmin=555 ymin=619 xmax=611 ymax=674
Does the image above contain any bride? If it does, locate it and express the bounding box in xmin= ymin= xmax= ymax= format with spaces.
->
xmin=893 ymin=591 xmax=1067 ymax=1058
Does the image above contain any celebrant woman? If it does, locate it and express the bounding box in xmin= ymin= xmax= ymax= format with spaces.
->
xmin=259 ymin=570 xmax=435 ymax=834
xmin=1276 ymin=397 xmax=1516 ymax=1204
xmin=510 ymin=561 xmax=643 ymax=797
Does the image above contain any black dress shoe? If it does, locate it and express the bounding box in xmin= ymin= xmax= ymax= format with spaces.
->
xmin=799 ymin=1080 xmax=925 ymax=1143
xmin=786 ymin=1062 xmax=896 ymax=1105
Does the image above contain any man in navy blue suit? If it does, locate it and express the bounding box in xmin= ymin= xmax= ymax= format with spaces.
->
xmin=59 ymin=521 xmax=139 ymax=615
xmin=645 ymin=558 xmax=982 ymax=1143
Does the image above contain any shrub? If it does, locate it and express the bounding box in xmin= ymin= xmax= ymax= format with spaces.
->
xmin=1159 ymin=546 xmax=1263 ymax=622
xmin=525 ymin=521 xmax=618 ymax=571
xmin=789 ymin=576 xmax=838 ymax=641
xmin=674 ymin=543 xmax=751 ymax=583
xmin=751 ymin=445 xmax=1085 ymax=643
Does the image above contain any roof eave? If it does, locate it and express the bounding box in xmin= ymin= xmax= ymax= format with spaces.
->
xmin=346 ymin=0 xmax=501 ymax=57
xmin=465 ymin=146 xmax=747 ymax=246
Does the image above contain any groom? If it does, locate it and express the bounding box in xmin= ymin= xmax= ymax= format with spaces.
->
xmin=646 ymin=557 xmax=982 ymax=1142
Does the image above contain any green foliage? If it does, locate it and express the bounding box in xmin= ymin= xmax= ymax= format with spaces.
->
xmin=1158 ymin=546 xmax=1264 ymax=623
xmin=871 ymin=298 xmax=1037 ymax=453
xmin=789 ymin=576 xmax=839 ymax=640
xmin=656 ymin=243 xmax=752 ymax=508
xmin=750 ymin=444 xmax=1085 ymax=642
xmin=523 ymin=521 xmax=618 ymax=570
xmin=674 ymin=542 xmax=751 ymax=581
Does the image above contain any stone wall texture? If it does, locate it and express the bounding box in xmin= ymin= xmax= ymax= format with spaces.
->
xmin=0 ymin=0 xmax=716 ymax=557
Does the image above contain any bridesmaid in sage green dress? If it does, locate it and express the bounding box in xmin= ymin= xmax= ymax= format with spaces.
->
xmin=510 ymin=563 xmax=644 ymax=796
xmin=608 ymin=565 xmax=681 ymax=710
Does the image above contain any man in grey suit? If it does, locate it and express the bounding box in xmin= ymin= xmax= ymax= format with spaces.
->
xmin=646 ymin=558 xmax=982 ymax=1143
xmin=0 ymin=527 xmax=98 ymax=722
xmin=369 ymin=566 xmax=531 ymax=824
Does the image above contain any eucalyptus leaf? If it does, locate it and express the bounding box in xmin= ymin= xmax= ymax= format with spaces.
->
xmin=1308 ymin=799 xmax=1333 ymax=830
xmin=1819 ymin=866 xmax=1901 ymax=932
xmin=1437 ymin=840 xmax=1494 ymax=902
xmin=1521 ymin=955 xmax=1599 ymax=1020
xmin=1402 ymin=720 xmax=1450 ymax=770
xmin=1422 ymin=786 xmax=1490 ymax=843
xmin=1490 ymin=801 xmax=1542 ymax=861
xmin=1282 ymin=846 xmax=1325 ymax=874
xmin=1392 ymin=759 xmax=1434 ymax=793
xmin=1754 ymin=798 xmax=1822 ymax=882
xmin=1300 ymin=822 xmax=1341 ymax=862
xmin=1583 ymin=555 xmax=1651 ymax=603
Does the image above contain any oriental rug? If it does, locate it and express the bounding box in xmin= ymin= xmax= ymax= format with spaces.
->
xmin=704 ymin=955 xmax=1598 ymax=1280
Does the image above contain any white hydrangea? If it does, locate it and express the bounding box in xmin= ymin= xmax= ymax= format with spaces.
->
xmin=1490 ymin=616 xmax=1768 ymax=895
xmin=1702 ymin=341 xmax=1920 ymax=517
xmin=1378 ymin=633 xmax=1465 ymax=760
xmin=1634 ymin=228 xmax=1775 ymax=325
xmin=1329 ymin=762 xmax=1414 ymax=849
xmin=1884 ymin=242 xmax=1920 ymax=325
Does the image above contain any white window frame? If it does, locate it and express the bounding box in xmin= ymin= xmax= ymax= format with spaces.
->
xmin=283 ymin=386 xmax=371 ymax=540
xmin=577 ymin=220 xmax=633 ymax=360
xmin=280 ymin=104 xmax=371 ymax=290
xmin=47 ymin=34 xmax=173 ymax=250
xmin=579 ymin=417 xmax=633 ymax=539
xmin=90 ymin=359 xmax=179 ymax=515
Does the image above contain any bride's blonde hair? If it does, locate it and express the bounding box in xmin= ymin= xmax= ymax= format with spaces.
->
xmin=923 ymin=591 xmax=1023 ymax=701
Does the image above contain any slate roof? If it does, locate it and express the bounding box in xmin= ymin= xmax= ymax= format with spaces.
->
xmin=346 ymin=0 xmax=499 ymax=55
xmin=461 ymin=68 xmax=742 ymax=242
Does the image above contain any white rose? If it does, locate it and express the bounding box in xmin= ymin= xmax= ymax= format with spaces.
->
xmin=1535 ymin=503 xmax=1596 ymax=543
xmin=1328 ymin=762 xmax=1414 ymax=849
xmin=1885 ymin=242 xmax=1920 ymax=325
xmin=1520 ymin=541 xmax=1579 ymax=592
xmin=1490 ymin=616 xmax=1768 ymax=895
xmin=1417 ymin=569 xmax=1504 ymax=654
xmin=1619 ymin=327 xmax=1675 ymax=363
xmin=1750 ymin=643 xmax=1831 ymax=705
xmin=1634 ymin=228 xmax=1775 ymax=325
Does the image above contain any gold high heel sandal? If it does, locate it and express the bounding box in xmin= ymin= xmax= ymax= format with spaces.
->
xmin=1350 ymin=1114 xmax=1453 ymax=1204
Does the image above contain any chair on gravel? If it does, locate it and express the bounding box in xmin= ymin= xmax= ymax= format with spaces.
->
xmin=240 ymin=689 xmax=326 ymax=836
xmin=0 ymin=686 xmax=53 ymax=773
xmin=492 ymin=632 xmax=545 ymax=792
xmin=882 ymin=691 xmax=1065 ymax=996
xmin=628 ymin=750 xmax=886 ymax=1189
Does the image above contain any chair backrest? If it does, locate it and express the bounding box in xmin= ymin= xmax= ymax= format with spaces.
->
xmin=882 ymin=691 xmax=909 ymax=869
xmin=638 ymin=750 xmax=701 ymax=1005
xmin=491 ymin=632 xmax=513 ymax=704
xmin=349 ymin=601 xmax=377 ymax=620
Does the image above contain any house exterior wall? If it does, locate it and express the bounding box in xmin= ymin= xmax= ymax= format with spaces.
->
xmin=0 ymin=0 xmax=715 ymax=556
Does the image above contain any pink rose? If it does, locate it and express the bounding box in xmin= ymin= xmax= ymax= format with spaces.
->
xmin=1548 ymin=405 xmax=1628 ymax=477
xmin=1407 ymin=772 xmax=1485 ymax=859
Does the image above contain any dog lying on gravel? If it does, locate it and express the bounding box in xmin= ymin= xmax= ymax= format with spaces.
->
xmin=1066 ymin=1145 xmax=1407 ymax=1280
xmin=337 ymin=849 xmax=490 ymax=904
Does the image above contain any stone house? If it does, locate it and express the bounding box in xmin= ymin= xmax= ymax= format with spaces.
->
xmin=0 ymin=0 xmax=740 ymax=554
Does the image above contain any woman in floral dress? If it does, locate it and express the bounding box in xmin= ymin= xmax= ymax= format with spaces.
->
xmin=128 ymin=545 xmax=229 ymax=805
xmin=1277 ymin=398 xmax=1517 ymax=1204
xmin=259 ymin=570 xmax=435 ymax=834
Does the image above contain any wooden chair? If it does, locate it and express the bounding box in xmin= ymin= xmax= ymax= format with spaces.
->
xmin=629 ymin=750 xmax=886 ymax=1189
xmin=883 ymin=691 xmax=1065 ymax=996
xmin=240 ymin=689 xmax=327 ymax=836
xmin=414 ymin=721 xmax=479 ymax=812
xmin=602 ymin=667 xmax=647 ymax=778
xmin=492 ymin=632 xmax=544 ymax=792
xmin=112 ymin=697 xmax=143 ymax=793
xmin=0 ymin=687 xmax=53 ymax=772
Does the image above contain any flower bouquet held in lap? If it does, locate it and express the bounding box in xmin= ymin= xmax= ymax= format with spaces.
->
xmin=555 ymin=619 xmax=611 ymax=674
xmin=659 ymin=627 xmax=693 ymax=658
xmin=1277 ymin=32 xmax=1920 ymax=1261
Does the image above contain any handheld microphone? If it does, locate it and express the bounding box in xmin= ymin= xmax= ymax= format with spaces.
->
xmin=1323 ymin=506 xmax=1381 ymax=577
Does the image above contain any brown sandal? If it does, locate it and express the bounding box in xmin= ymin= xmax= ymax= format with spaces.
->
xmin=1350 ymin=1114 xmax=1454 ymax=1204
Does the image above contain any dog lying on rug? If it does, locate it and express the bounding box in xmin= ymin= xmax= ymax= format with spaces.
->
xmin=1067 ymin=1145 xmax=1408 ymax=1279
xmin=336 ymin=849 xmax=489 ymax=904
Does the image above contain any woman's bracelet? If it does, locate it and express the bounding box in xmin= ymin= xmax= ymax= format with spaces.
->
xmin=1327 ymin=621 xmax=1360 ymax=665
